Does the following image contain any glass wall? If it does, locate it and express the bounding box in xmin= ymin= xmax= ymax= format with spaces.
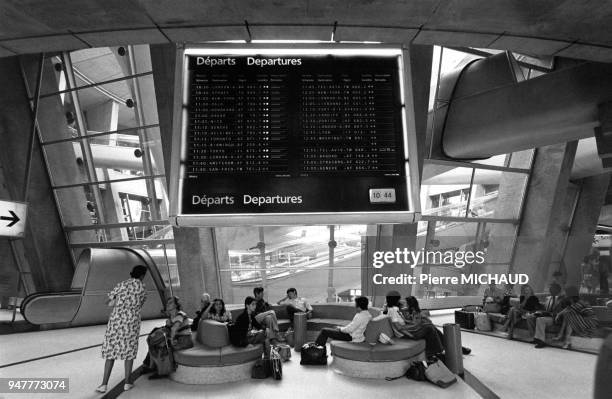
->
xmin=216 ymin=225 xmax=366 ymax=304
xmin=24 ymin=46 xmax=176 ymax=289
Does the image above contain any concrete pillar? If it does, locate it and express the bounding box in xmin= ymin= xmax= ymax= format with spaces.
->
xmin=562 ymin=174 xmax=611 ymax=287
xmin=511 ymin=142 xmax=578 ymax=292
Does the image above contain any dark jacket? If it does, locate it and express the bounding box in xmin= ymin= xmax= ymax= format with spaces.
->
xmin=254 ymin=299 xmax=271 ymax=315
xmin=520 ymin=295 xmax=542 ymax=312
xmin=229 ymin=310 xmax=263 ymax=347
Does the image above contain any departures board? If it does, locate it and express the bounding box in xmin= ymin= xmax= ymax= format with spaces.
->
xmin=169 ymin=46 xmax=420 ymax=226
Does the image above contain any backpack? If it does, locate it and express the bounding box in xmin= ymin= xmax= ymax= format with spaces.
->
xmin=299 ymin=342 xmax=327 ymax=365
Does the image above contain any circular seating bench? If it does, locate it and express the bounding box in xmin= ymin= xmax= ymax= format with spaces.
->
xmin=171 ymin=320 xmax=263 ymax=384
xmin=330 ymin=316 xmax=426 ymax=379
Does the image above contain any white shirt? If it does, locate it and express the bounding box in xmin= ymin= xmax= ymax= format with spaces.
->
xmin=387 ymin=306 xmax=405 ymax=325
xmin=340 ymin=310 xmax=372 ymax=343
xmin=280 ymin=297 xmax=312 ymax=312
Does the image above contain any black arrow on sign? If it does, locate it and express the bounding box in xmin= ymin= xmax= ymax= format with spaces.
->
xmin=1 ymin=210 xmax=20 ymax=227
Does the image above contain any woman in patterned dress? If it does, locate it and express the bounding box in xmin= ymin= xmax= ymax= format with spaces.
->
xmin=205 ymin=298 xmax=232 ymax=323
xmin=96 ymin=265 xmax=147 ymax=393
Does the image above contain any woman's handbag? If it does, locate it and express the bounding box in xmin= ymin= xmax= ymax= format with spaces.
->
xmin=424 ymin=359 xmax=457 ymax=388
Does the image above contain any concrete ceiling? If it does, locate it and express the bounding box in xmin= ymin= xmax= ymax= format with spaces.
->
xmin=0 ymin=1 xmax=610 ymax=62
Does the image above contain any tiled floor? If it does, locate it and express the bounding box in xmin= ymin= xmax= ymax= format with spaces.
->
xmin=0 ymin=312 xmax=599 ymax=399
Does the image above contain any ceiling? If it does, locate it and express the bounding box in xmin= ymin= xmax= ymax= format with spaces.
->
xmin=0 ymin=1 xmax=611 ymax=63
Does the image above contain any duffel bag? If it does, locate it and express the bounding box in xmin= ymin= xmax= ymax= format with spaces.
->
xmin=251 ymin=357 xmax=272 ymax=379
xmin=300 ymin=342 xmax=327 ymax=365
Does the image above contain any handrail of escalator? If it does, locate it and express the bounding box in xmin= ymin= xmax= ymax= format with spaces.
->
xmin=113 ymin=247 xmax=168 ymax=308
xmin=20 ymin=290 xmax=81 ymax=325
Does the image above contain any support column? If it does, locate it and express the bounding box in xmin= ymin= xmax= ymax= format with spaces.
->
xmin=511 ymin=142 xmax=578 ymax=292
xmin=563 ymin=174 xmax=611 ymax=287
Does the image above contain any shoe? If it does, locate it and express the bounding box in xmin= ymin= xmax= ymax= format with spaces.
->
xmin=461 ymin=347 xmax=471 ymax=355
xmin=562 ymin=343 xmax=572 ymax=350
xmin=124 ymin=383 xmax=133 ymax=391
xmin=534 ymin=340 xmax=547 ymax=349
xmin=95 ymin=385 xmax=107 ymax=393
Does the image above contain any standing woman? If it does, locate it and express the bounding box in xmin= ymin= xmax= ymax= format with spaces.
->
xmin=97 ymin=265 xmax=147 ymax=393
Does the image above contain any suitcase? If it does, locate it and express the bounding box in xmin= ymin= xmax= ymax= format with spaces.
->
xmin=454 ymin=310 xmax=475 ymax=329
xmin=474 ymin=312 xmax=492 ymax=331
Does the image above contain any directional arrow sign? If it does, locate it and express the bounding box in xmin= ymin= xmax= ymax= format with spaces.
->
xmin=0 ymin=200 xmax=27 ymax=238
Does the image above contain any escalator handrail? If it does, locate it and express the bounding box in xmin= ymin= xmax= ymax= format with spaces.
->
xmin=112 ymin=247 xmax=168 ymax=309
xmin=20 ymin=290 xmax=82 ymax=325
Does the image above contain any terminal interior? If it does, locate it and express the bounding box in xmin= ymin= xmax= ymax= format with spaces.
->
xmin=0 ymin=1 xmax=611 ymax=398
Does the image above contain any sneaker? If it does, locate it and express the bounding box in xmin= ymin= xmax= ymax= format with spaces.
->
xmin=95 ymin=384 xmax=107 ymax=393
xmin=124 ymin=383 xmax=134 ymax=391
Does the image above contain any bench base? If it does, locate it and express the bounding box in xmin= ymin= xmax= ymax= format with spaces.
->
xmin=170 ymin=361 xmax=257 ymax=384
xmin=331 ymin=352 xmax=426 ymax=379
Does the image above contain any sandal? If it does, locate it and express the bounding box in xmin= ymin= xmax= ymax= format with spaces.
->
xmin=95 ymin=384 xmax=107 ymax=393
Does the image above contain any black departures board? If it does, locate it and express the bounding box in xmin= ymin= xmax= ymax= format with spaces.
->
xmin=179 ymin=53 xmax=410 ymax=216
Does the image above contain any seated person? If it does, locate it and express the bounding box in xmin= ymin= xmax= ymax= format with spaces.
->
xmin=191 ymin=292 xmax=211 ymax=331
xmin=502 ymin=284 xmax=541 ymax=340
xmin=382 ymin=290 xmax=405 ymax=337
xmin=482 ymin=283 xmax=503 ymax=312
xmin=554 ymin=286 xmax=599 ymax=349
xmin=232 ymin=296 xmax=271 ymax=357
xmin=500 ymin=283 xmax=516 ymax=314
xmin=396 ymin=296 xmax=471 ymax=358
xmin=277 ymin=287 xmax=312 ymax=328
xmin=314 ymin=296 xmax=372 ymax=346
xmin=205 ymin=298 xmax=232 ymax=323
xmin=533 ymin=283 xmax=565 ymax=348
xmin=145 ymin=296 xmax=193 ymax=379
xmin=253 ymin=287 xmax=280 ymax=341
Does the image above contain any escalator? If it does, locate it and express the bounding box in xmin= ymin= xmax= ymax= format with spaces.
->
xmin=21 ymin=247 xmax=167 ymax=327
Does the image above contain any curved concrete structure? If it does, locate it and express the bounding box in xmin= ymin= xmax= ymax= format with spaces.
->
xmin=21 ymin=247 xmax=166 ymax=326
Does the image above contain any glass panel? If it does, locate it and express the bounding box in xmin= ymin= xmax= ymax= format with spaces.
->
xmin=509 ymin=149 xmax=534 ymax=169
xmin=44 ymin=141 xmax=92 ymax=186
xmin=68 ymin=224 xmax=170 ymax=244
xmin=36 ymin=93 xmax=77 ymax=143
xmin=55 ymin=177 xmax=166 ymax=227
xmin=39 ymin=55 xmax=69 ymax=96
xmin=468 ymin=169 xmax=527 ymax=219
xmin=216 ymin=226 xmax=362 ymax=305
xmin=472 ymin=154 xmax=508 ymax=167
xmin=70 ymin=47 xmax=128 ymax=89
xmin=413 ymin=220 xmax=517 ymax=297
xmin=421 ymin=163 xmax=473 ymax=217
xmin=143 ymin=126 xmax=165 ymax=175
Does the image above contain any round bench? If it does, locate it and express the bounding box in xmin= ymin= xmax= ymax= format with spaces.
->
xmin=171 ymin=320 xmax=263 ymax=384
xmin=329 ymin=316 xmax=426 ymax=379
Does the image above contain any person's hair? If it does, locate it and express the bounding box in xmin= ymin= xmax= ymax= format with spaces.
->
xmin=520 ymin=284 xmax=534 ymax=296
xmin=244 ymin=296 xmax=256 ymax=309
xmin=210 ymin=298 xmax=226 ymax=316
xmin=253 ymin=287 xmax=264 ymax=296
xmin=130 ymin=265 xmax=147 ymax=279
xmin=168 ymin=296 xmax=182 ymax=311
xmin=287 ymin=288 xmax=297 ymax=295
xmin=355 ymin=296 xmax=368 ymax=310
xmin=549 ymin=283 xmax=562 ymax=296
xmin=386 ymin=290 xmax=401 ymax=307
xmin=405 ymin=296 xmax=421 ymax=313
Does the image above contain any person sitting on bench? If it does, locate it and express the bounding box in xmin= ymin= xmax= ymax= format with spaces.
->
xmin=314 ymin=296 xmax=372 ymax=346
xmin=277 ymin=287 xmax=312 ymax=328
xmin=533 ymin=283 xmax=565 ymax=348
xmin=253 ymin=287 xmax=280 ymax=342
